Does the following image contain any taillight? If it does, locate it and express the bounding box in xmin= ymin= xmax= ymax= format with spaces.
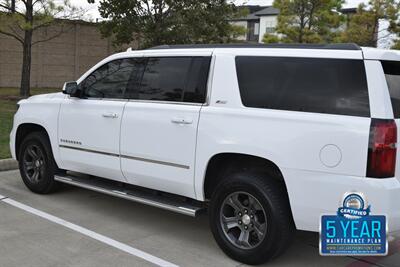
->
xmin=367 ymin=119 xmax=397 ymax=178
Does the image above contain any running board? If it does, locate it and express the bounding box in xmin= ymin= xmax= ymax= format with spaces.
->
xmin=54 ymin=174 xmax=205 ymax=217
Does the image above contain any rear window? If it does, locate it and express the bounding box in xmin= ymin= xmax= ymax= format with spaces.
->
xmin=382 ymin=61 xmax=400 ymax=118
xmin=235 ymin=56 xmax=370 ymax=117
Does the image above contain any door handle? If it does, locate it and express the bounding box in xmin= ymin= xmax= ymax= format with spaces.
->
xmin=171 ymin=118 xmax=193 ymax=125
xmin=102 ymin=112 xmax=118 ymax=118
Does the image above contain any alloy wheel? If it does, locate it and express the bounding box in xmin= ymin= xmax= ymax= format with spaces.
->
xmin=220 ymin=191 xmax=267 ymax=249
xmin=22 ymin=144 xmax=45 ymax=184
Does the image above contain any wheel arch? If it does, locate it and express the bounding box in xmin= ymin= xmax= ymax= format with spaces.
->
xmin=15 ymin=123 xmax=50 ymax=161
xmin=203 ymin=153 xmax=289 ymax=201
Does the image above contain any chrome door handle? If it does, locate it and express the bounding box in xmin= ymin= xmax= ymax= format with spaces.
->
xmin=102 ymin=112 xmax=118 ymax=118
xmin=171 ymin=118 xmax=193 ymax=125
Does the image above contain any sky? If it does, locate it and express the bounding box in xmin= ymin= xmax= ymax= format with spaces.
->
xmin=71 ymin=0 xmax=368 ymax=21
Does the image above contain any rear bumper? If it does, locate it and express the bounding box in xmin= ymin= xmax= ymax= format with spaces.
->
xmin=283 ymin=168 xmax=400 ymax=234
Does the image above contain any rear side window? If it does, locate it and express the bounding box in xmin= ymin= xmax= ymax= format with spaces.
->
xmin=382 ymin=61 xmax=400 ymax=118
xmin=184 ymin=57 xmax=211 ymax=103
xmin=138 ymin=57 xmax=210 ymax=103
xmin=235 ymin=56 xmax=370 ymax=117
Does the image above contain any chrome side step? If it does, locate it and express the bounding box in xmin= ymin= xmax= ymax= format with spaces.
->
xmin=54 ymin=174 xmax=205 ymax=217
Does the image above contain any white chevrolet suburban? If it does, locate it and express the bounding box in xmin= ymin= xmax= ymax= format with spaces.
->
xmin=10 ymin=44 xmax=400 ymax=265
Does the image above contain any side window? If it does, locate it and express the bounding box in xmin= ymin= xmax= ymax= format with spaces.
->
xmin=235 ymin=56 xmax=370 ymax=117
xmin=382 ymin=61 xmax=400 ymax=118
xmin=183 ymin=57 xmax=210 ymax=103
xmin=138 ymin=57 xmax=209 ymax=103
xmin=80 ymin=59 xmax=138 ymax=99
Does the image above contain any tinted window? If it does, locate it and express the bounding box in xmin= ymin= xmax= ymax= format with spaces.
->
xmin=183 ymin=57 xmax=211 ymax=103
xmin=236 ymin=56 xmax=370 ymax=117
xmin=382 ymin=61 xmax=400 ymax=118
xmin=124 ymin=58 xmax=147 ymax=99
xmin=80 ymin=59 xmax=139 ymax=99
xmin=138 ymin=57 xmax=209 ymax=103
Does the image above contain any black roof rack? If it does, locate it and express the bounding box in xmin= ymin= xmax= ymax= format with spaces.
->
xmin=148 ymin=43 xmax=361 ymax=51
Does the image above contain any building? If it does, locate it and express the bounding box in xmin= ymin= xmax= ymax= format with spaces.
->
xmin=231 ymin=6 xmax=357 ymax=43
xmin=0 ymin=19 xmax=136 ymax=88
xmin=231 ymin=6 xmax=279 ymax=43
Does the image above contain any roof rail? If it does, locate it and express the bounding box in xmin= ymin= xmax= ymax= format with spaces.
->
xmin=148 ymin=43 xmax=361 ymax=51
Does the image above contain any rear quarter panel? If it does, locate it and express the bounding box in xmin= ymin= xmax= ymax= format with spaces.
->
xmin=195 ymin=52 xmax=371 ymax=197
xmin=195 ymin=52 xmax=371 ymax=231
xmin=195 ymin=107 xmax=371 ymax=194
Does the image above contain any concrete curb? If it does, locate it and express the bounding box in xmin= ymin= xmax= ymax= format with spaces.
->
xmin=0 ymin=158 xmax=18 ymax=171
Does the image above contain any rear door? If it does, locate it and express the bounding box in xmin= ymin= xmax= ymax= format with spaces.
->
xmin=120 ymin=54 xmax=211 ymax=198
xmin=382 ymin=60 xmax=400 ymax=179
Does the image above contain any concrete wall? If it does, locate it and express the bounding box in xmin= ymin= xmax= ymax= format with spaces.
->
xmin=0 ymin=20 xmax=137 ymax=89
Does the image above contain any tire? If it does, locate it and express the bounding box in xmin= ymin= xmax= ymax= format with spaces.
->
xmin=209 ymin=171 xmax=295 ymax=265
xmin=18 ymin=131 xmax=59 ymax=194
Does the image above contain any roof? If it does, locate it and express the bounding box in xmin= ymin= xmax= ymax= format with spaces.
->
xmin=231 ymin=13 xmax=259 ymax=21
xmin=340 ymin=7 xmax=358 ymax=14
xmin=232 ymin=5 xmax=269 ymax=21
xmin=238 ymin=5 xmax=268 ymax=14
xmin=361 ymin=47 xmax=400 ymax=61
xmin=340 ymin=7 xmax=357 ymax=14
xmin=149 ymin=43 xmax=362 ymax=51
xmin=253 ymin=6 xmax=280 ymax=16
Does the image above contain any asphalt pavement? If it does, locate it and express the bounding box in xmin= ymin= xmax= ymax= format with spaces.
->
xmin=0 ymin=169 xmax=399 ymax=267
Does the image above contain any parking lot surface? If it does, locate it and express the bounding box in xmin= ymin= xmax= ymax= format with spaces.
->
xmin=0 ymin=169 xmax=399 ymax=267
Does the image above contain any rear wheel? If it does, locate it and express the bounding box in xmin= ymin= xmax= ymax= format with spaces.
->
xmin=209 ymin=171 xmax=295 ymax=265
xmin=18 ymin=132 xmax=59 ymax=194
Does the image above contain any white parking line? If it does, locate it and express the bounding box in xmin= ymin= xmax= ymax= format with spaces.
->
xmin=0 ymin=196 xmax=178 ymax=267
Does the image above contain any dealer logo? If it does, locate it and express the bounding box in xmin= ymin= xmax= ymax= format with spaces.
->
xmin=320 ymin=192 xmax=387 ymax=256
xmin=338 ymin=192 xmax=370 ymax=219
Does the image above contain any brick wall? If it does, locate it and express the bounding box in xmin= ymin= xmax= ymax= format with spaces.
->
xmin=0 ymin=20 xmax=137 ymax=89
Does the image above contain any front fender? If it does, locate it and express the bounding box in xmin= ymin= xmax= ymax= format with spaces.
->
xmin=11 ymin=96 xmax=63 ymax=165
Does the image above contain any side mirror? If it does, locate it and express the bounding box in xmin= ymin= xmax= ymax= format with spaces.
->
xmin=62 ymin=81 xmax=81 ymax=97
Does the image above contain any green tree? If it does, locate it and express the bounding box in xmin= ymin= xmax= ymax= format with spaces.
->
xmin=262 ymin=33 xmax=280 ymax=43
xmin=273 ymin=0 xmax=344 ymax=43
xmin=89 ymin=0 xmax=241 ymax=48
xmin=340 ymin=0 xmax=400 ymax=48
xmin=389 ymin=1 xmax=400 ymax=49
xmin=230 ymin=23 xmax=247 ymax=42
xmin=0 ymin=0 xmax=83 ymax=97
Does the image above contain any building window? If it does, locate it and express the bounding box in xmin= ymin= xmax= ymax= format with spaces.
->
xmin=265 ymin=21 xmax=275 ymax=34
xmin=265 ymin=27 xmax=275 ymax=33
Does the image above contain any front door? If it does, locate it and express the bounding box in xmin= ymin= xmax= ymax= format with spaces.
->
xmin=120 ymin=55 xmax=211 ymax=198
xmin=58 ymin=58 xmax=140 ymax=181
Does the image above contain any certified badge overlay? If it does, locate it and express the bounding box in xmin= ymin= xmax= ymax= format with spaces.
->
xmin=320 ymin=192 xmax=388 ymax=256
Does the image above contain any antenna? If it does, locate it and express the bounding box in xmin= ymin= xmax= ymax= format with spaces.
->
xmin=126 ymin=47 xmax=132 ymax=52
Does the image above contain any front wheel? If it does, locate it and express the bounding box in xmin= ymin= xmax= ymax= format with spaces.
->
xmin=209 ymin=172 xmax=295 ymax=265
xmin=18 ymin=132 xmax=59 ymax=194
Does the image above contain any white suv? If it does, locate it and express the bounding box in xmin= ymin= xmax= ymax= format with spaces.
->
xmin=10 ymin=44 xmax=400 ymax=264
